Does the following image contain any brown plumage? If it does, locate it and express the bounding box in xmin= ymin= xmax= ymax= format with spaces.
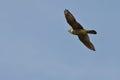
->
xmin=64 ymin=9 xmax=97 ymax=51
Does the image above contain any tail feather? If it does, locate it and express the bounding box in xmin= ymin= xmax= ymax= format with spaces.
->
xmin=87 ymin=30 xmax=97 ymax=34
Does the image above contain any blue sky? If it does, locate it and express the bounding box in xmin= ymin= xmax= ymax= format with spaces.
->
xmin=0 ymin=0 xmax=120 ymax=80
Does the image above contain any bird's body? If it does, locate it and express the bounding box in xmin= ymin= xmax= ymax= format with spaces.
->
xmin=69 ymin=29 xmax=87 ymax=35
xmin=64 ymin=9 xmax=97 ymax=51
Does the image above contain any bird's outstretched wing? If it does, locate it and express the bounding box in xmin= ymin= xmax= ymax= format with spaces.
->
xmin=78 ymin=34 xmax=95 ymax=51
xmin=64 ymin=9 xmax=83 ymax=30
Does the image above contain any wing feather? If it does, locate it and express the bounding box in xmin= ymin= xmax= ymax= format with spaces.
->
xmin=64 ymin=9 xmax=83 ymax=30
xmin=78 ymin=34 xmax=95 ymax=51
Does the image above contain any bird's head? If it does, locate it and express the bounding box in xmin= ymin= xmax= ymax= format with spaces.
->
xmin=68 ymin=28 xmax=73 ymax=34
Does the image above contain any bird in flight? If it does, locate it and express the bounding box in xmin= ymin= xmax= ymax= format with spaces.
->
xmin=64 ymin=9 xmax=97 ymax=51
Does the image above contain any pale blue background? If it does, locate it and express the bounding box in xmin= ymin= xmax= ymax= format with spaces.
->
xmin=0 ymin=0 xmax=120 ymax=80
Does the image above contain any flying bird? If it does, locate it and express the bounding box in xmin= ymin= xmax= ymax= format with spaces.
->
xmin=64 ymin=9 xmax=97 ymax=51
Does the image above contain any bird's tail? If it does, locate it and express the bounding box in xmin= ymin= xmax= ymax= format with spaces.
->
xmin=87 ymin=30 xmax=97 ymax=34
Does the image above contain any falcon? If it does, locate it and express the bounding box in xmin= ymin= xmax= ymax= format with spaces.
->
xmin=64 ymin=9 xmax=97 ymax=51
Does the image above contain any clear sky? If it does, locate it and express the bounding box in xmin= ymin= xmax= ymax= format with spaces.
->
xmin=0 ymin=0 xmax=120 ymax=80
